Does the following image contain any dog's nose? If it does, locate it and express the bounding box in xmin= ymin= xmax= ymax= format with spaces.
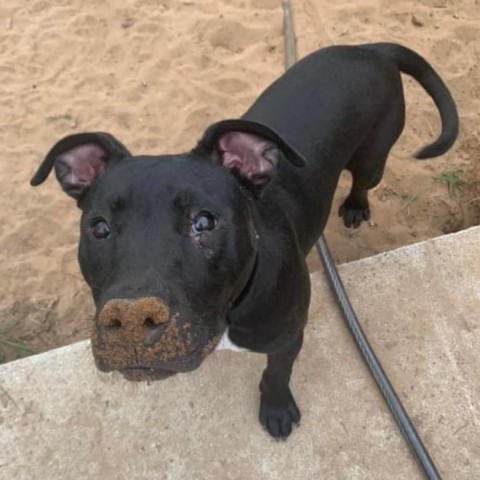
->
xmin=98 ymin=297 xmax=170 ymax=345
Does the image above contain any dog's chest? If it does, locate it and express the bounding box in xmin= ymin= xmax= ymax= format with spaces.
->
xmin=214 ymin=328 xmax=249 ymax=352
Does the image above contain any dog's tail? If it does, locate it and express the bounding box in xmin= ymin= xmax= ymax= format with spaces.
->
xmin=364 ymin=42 xmax=459 ymax=159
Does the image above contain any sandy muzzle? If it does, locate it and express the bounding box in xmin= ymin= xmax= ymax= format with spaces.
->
xmin=91 ymin=297 xmax=223 ymax=381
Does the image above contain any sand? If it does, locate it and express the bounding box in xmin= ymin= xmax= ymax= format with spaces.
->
xmin=0 ymin=0 xmax=479 ymax=362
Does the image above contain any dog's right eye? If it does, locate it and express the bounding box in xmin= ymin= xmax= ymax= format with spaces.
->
xmin=91 ymin=218 xmax=111 ymax=239
xmin=191 ymin=212 xmax=217 ymax=235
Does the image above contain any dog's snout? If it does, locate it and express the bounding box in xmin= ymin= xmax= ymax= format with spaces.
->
xmin=98 ymin=297 xmax=170 ymax=344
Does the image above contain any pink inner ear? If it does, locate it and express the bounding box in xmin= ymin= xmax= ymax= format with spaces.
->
xmin=55 ymin=144 xmax=108 ymax=198
xmin=217 ymin=132 xmax=279 ymax=186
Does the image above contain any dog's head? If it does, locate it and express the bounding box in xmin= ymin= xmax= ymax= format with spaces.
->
xmin=31 ymin=121 xmax=305 ymax=381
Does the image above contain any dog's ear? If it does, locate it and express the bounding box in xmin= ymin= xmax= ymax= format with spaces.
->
xmin=196 ymin=119 xmax=306 ymax=189
xmin=31 ymin=132 xmax=131 ymax=200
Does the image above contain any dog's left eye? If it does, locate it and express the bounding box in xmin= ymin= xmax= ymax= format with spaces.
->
xmin=191 ymin=212 xmax=217 ymax=234
xmin=91 ymin=218 xmax=111 ymax=239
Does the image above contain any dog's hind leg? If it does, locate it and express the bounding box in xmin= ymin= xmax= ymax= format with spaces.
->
xmin=339 ymin=102 xmax=405 ymax=228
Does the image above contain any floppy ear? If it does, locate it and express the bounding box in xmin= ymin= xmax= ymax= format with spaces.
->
xmin=31 ymin=132 xmax=131 ymax=200
xmin=196 ymin=119 xmax=306 ymax=189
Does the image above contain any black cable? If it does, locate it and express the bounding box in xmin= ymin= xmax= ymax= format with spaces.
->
xmin=316 ymin=236 xmax=441 ymax=480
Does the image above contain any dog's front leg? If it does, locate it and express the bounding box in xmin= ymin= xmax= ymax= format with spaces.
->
xmin=259 ymin=333 xmax=303 ymax=438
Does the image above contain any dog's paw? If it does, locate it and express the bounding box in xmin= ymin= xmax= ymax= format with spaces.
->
xmin=259 ymin=393 xmax=301 ymax=438
xmin=339 ymin=202 xmax=370 ymax=228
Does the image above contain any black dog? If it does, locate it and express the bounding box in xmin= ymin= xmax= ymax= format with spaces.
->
xmin=31 ymin=43 xmax=458 ymax=438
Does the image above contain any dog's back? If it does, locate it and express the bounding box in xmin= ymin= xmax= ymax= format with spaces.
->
xmin=242 ymin=43 xmax=458 ymax=247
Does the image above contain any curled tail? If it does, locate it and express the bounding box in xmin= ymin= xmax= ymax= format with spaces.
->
xmin=364 ymin=42 xmax=459 ymax=159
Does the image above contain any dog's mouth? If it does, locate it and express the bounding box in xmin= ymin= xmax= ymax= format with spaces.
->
xmin=92 ymin=322 xmax=224 ymax=381
xmin=120 ymin=366 xmax=177 ymax=382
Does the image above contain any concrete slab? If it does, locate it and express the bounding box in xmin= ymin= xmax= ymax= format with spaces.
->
xmin=1 ymin=228 xmax=479 ymax=479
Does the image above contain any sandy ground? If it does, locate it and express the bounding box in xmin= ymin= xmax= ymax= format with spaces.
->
xmin=0 ymin=0 xmax=479 ymax=363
